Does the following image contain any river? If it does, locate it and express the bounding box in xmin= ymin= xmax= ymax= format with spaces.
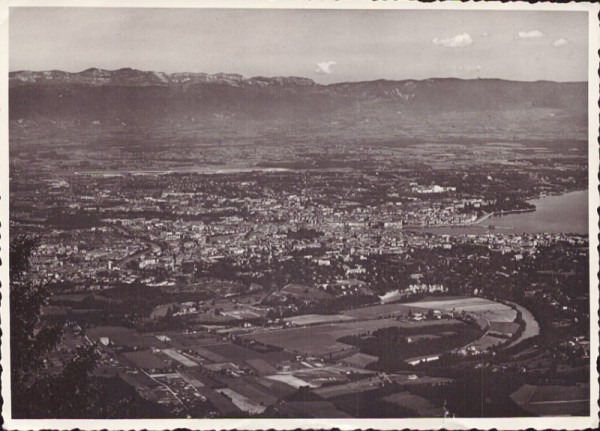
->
xmin=412 ymin=190 xmax=589 ymax=235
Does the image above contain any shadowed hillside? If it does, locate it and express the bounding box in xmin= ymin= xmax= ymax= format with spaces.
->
xmin=9 ymin=69 xmax=587 ymax=142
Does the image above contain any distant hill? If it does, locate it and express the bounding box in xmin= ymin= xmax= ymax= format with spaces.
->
xmin=9 ymin=68 xmax=587 ymax=139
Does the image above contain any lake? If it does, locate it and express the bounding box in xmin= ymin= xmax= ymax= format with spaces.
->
xmin=412 ymin=190 xmax=589 ymax=235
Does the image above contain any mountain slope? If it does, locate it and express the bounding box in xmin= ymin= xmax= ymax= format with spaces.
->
xmin=9 ymin=69 xmax=587 ymax=138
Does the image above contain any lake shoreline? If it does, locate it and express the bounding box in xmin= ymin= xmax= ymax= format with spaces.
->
xmin=409 ymin=189 xmax=588 ymax=235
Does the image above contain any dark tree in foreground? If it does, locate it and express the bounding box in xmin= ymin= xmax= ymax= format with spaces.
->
xmin=10 ymin=236 xmax=179 ymax=419
xmin=10 ymin=235 xmax=100 ymax=418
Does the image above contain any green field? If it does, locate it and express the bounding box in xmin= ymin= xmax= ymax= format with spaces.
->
xmin=284 ymin=314 xmax=356 ymax=326
xmin=511 ymin=384 xmax=589 ymax=416
xmin=383 ymin=391 xmax=444 ymax=417
xmin=403 ymin=297 xmax=517 ymax=322
xmin=241 ymin=319 xmax=464 ymax=358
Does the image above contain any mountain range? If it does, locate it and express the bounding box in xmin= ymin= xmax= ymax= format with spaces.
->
xmin=9 ymin=68 xmax=587 ymax=139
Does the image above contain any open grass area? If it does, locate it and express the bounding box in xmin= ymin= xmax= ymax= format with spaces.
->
xmin=511 ymin=384 xmax=589 ymax=416
xmin=404 ymin=297 xmax=517 ymax=322
xmin=489 ymin=321 xmax=520 ymax=335
xmin=221 ymin=308 xmax=262 ymax=320
xmin=120 ymin=350 xmax=168 ymax=370
xmin=200 ymin=342 xmax=294 ymax=367
xmin=292 ymin=367 xmax=351 ymax=387
xmin=340 ymin=302 xmax=415 ymax=319
xmin=216 ymin=388 xmax=266 ymax=414
xmin=203 ymin=343 xmax=264 ymax=362
xmin=383 ymin=391 xmax=444 ymax=417
xmin=469 ymin=334 xmax=506 ymax=350
xmin=219 ymin=376 xmax=279 ymax=407
xmin=284 ymin=314 xmax=356 ymax=326
xmin=161 ymin=348 xmax=199 ymax=367
xmin=266 ymin=373 xmax=318 ymax=389
xmin=241 ymin=319 xmax=464 ymax=358
xmin=281 ymin=283 xmax=334 ymax=300
xmin=314 ymin=376 xmax=381 ymax=399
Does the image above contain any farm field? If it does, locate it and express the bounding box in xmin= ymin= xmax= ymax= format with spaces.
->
xmin=274 ymin=401 xmax=352 ymax=418
xmin=161 ymin=348 xmax=199 ymax=367
xmin=179 ymin=370 xmax=206 ymax=388
xmin=203 ymin=343 xmax=264 ymax=362
xmin=201 ymin=342 xmax=294 ymax=367
xmin=340 ymin=296 xmax=541 ymax=355
xmin=87 ymin=326 xmax=168 ymax=349
xmin=469 ymin=334 xmax=506 ymax=350
xmin=266 ymin=373 xmax=318 ymax=388
xmin=120 ymin=370 xmax=161 ymax=389
xmin=240 ymin=319 xmax=463 ymax=358
xmin=404 ymin=297 xmax=517 ymax=322
xmin=511 ymin=384 xmax=589 ymax=416
xmin=120 ymin=350 xmax=167 ymax=370
xmin=221 ymin=308 xmax=262 ymax=320
xmin=291 ymin=367 xmax=352 ymax=387
xmin=163 ymin=333 xmax=220 ymax=349
xmin=410 ymin=334 xmax=441 ymax=341
xmin=284 ymin=314 xmax=356 ymax=326
xmin=190 ymin=346 xmax=227 ymax=363
xmin=404 ymin=296 xmax=543 ymax=353
xmin=314 ymin=376 xmax=381 ymax=399
xmin=383 ymin=391 xmax=444 ymax=417
xmin=245 ymin=358 xmax=278 ymax=375
xmin=388 ymin=374 xmax=453 ymax=387
xmin=281 ymin=283 xmax=334 ymax=300
xmin=340 ymin=302 xmax=415 ymax=319
xmin=218 ymin=376 xmax=279 ymax=408
xmin=216 ymin=388 xmax=266 ymax=414
xmin=253 ymin=376 xmax=298 ymax=398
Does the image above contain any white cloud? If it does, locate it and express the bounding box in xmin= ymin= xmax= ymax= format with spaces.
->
xmin=315 ymin=61 xmax=337 ymax=74
xmin=553 ymin=38 xmax=568 ymax=47
xmin=432 ymin=33 xmax=473 ymax=48
xmin=458 ymin=65 xmax=482 ymax=73
xmin=518 ymin=30 xmax=544 ymax=39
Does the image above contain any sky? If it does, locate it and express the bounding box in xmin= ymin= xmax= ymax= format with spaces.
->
xmin=9 ymin=7 xmax=589 ymax=83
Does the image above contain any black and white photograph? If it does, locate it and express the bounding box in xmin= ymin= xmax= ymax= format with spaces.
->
xmin=1 ymin=1 xmax=599 ymax=429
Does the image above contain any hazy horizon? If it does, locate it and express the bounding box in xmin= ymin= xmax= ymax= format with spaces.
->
xmin=8 ymin=67 xmax=589 ymax=85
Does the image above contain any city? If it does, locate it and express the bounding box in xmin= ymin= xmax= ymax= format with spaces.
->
xmin=4 ymin=4 xmax=597 ymax=428
xmin=9 ymin=132 xmax=590 ymax=418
